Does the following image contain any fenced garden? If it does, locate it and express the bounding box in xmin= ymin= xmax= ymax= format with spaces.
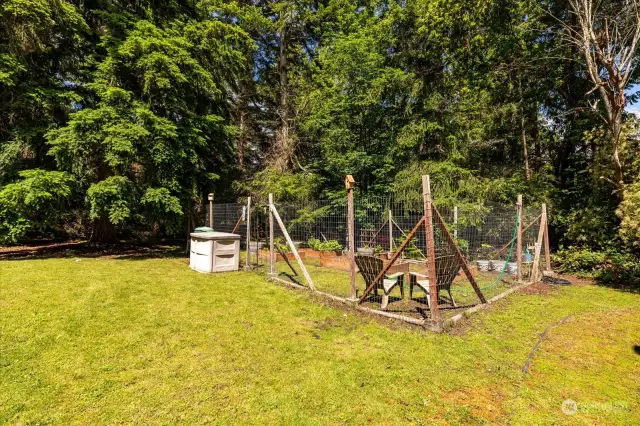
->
xmin=209 ymin=176 xmax=551 ymax=330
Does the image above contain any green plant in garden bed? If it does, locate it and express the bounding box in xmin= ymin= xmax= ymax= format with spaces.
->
xmin=394 ymin=234 xmax=422 ymax=259
xmin=307 ymin=237 xmax=321 ymax=250
xmin=306 ymin=237 xmax=342 ymax=253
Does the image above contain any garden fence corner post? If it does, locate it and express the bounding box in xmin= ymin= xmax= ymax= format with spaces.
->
xmin=531 ymin=206 xmax=545 ymax=283
xmin=517 ymin=194 xmax=523 ymax=283
xmin=345 ymin=175 xmax=357 ymax=300
xmin=208 ymin=192 xmax=214 ymax=228
xmin=269 ymin=193 xmax=275 ymax=276
xmin=245 ymin=196 xmax=251 ymax=270
xmin=422 ymin=175 xmax=441 ymax=324
xmin=543 ymin=203 xmax=552 ymax=272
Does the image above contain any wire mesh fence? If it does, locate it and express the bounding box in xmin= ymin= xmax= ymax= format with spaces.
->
xmin=201 ymin=203 xmax=248 ymax=237
xmin=202 ymin=191 xmax=550 ymax=326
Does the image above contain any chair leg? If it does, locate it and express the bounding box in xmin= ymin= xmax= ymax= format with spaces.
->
xmin=448 ymin=289 xmax=456 ymax=307
xmin=381 ymin=293 xmax=389 ymax=310
xmin=399 ymin=279 xmax=405 ymax=299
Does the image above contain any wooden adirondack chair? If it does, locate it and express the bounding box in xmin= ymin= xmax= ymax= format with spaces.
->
xmin=355 ymin=255 xmax=405 ymax=310
xmin=409 ymin=257 xmax=459 ymax=308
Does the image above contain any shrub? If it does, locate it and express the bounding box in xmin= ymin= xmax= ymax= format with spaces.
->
xmin=618 ymin=182 xmax=640 ymax=248
xmin=553 ymin=246 xmax=640 ymax=287
xmin=0 ymin=169 xmax=73 ymax=243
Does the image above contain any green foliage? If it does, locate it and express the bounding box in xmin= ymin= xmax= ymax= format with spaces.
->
xmin=41 ymin=4 xmax=255 ymax=239
xmin=394 ymin=235 xmax=422 ymax=260
xmin=141 ymin=188 xmax=183 ymax=216
xmin=315 ymin=240 xmax=343 ymax=252
xmin=0 ymin=0 xmax=638 ymax=255
xmin=393 ymin=161 xmax=488 ymax=208
xmin=273 ymin=237 xmax=291 ymax=253
xmin=617 ymin=182 xmax=640 ymax=248
xmin=0 ymin=169 xmax=73 ymax=243
xmin=241 ymin=168 xmax=320 ymax=204
xmin=86 ymin=176 xmax=133 ymax=225
xmin=307 ymin=237 xmax=321 ymax=250
xmin=554 ymin=246 xmax=640 ymax=287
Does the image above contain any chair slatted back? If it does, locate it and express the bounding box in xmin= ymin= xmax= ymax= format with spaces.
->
xmin=355 ymin=255 xmax=383 ymax=288
xmin=436 ymin=257 xmax=462 ymax=291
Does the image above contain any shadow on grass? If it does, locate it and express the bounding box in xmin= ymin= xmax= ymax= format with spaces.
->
xmin=593 ymin=281 xmax=640 ymax=295
xmin=634 ymin=345 xmax=640 ymax=356
xmin=0 ymin=241 xmax=186 ymax=261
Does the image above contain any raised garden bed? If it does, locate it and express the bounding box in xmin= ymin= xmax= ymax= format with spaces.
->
xmin=298 ymin=248 xmax=321 ymax=259
xmin=320 ymin=251 xmax=348 ymax=271
xmin=258 ymin=250 xmax=306 ymax=262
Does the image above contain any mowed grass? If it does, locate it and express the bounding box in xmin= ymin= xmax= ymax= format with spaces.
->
xmin=1 ymin=256 xmax=639 ymax=425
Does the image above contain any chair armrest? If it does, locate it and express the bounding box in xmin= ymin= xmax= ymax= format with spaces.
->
xmin=385 ymin=272 xmax=405 ymax=279
xmin=409 ymin=272 xmax=428 ymax=278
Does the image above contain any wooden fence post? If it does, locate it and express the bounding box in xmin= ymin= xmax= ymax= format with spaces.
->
xmin=423 ymin=175 xmax=441 ymax=323
xmin=208 ymin=193 xmax=214 ymax=228
xmin=517 ymin=195 xmax=523 ymax=283
xmin=269 ymin=193 xmax=275 ymax=276
xmin=543 ymin=203 xmax=552 ymax=272
xmin=345 ymin=175 xmax=357 ymax=300
xmin=531 ymin=205 xmax=546 ymax=283
xmin=245 ymin=197 xmax=251 ymax=270
xmin=269 ymin=203 xmax=316 ymax=291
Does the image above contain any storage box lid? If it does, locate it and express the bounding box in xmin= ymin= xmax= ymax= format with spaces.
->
xmin=190 ymin=231 xmax=241 ymax=240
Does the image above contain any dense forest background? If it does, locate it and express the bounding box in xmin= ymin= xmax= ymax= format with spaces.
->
xmin=1 ymin=0 xmax=639 ymax=281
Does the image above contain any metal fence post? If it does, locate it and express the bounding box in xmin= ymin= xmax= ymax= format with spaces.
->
xmin=517 ymin=195 xmax=523 ymax=283
xmin=245 ymin=197 xmax=251 ymax=270
xmin=543 ymin=203 xmax=551 ymax=272
xmin=208 ymin=193 xmax=214 ymax=228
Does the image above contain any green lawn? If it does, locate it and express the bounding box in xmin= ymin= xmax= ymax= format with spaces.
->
xmin=1 ymin=256 xmax=639 ymax=425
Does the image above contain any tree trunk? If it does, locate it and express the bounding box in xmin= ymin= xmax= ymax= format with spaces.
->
xmin=533 ymin=117 xmax=541 ymax=172
xmin=90 ymin=216 xmax=118 ymax=243
xmin=237 ymin=107 xmax=246 ymax=169
xmin=611 ymin=117 xmax=625 ymax=192
xmin=148 ymin=221 xmax=161 ymax=245
xmin=521 ymin=114 xmax=532 ymax=181
xmin=271 ymin=16 xmax=294 ymax=172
